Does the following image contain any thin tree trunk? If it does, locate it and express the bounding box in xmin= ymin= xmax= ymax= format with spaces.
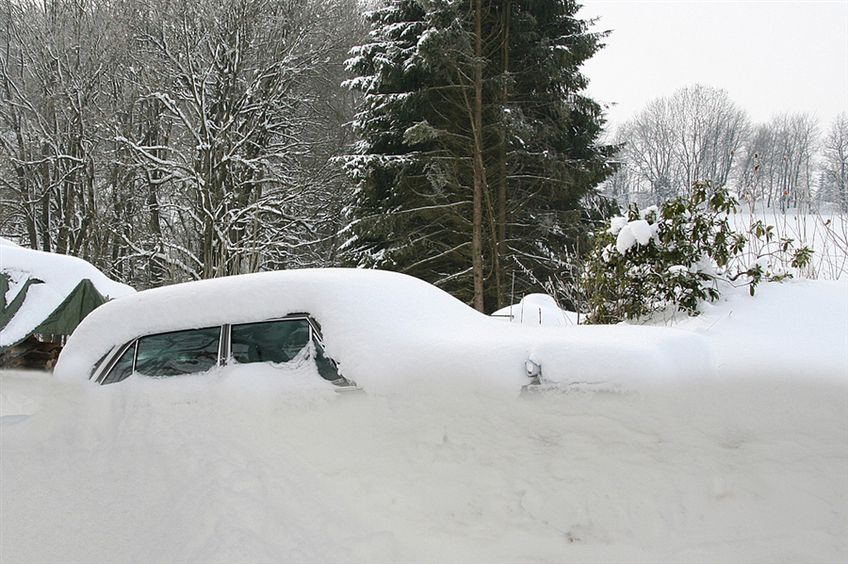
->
xmin=40 ymin=142 xmax=51 ymax=252
xmin=495 ymin=0 xmax=510 ymax=309
xmin=471 ymin=0 xmax=485 ymax=312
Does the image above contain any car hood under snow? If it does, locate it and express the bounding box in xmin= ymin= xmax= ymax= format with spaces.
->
xmin=54 ymin=269 xmax=713 ymax=392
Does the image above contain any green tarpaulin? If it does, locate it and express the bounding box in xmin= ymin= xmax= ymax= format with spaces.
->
xmin=0 ymin=278 xmax=108 ymax=351
xmin=1 ymin=272 xmax=8 ymax=310
xmin=34 ymin=279 xmax=109 ymax=336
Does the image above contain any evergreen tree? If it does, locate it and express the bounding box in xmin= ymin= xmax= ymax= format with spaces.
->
xmin=496 ymin=0 xmax=616 ymax=307
xmin=341 ymin=0 xmax=480 ymax=302
xmin=342 ymin=0 xmax=614 ymax=311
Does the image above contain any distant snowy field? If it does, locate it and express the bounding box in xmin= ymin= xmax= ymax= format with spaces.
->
xmin=1 ymin=280 xmax=846 ymax=563
xmin=727 ymin=208 xmax=848 ymax=280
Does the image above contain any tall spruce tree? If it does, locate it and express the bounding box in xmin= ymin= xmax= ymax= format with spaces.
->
xmin=342 ymin=0 xmax=614 ymax=312
xmin=500 ymin=0 xmax=616 ymax=307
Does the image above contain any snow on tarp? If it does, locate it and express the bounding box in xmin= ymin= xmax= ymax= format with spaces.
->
xmin=54 ymin=268 xmax=714 ymax=392
xmin=0 ymin=244 xmax=134 ymax=348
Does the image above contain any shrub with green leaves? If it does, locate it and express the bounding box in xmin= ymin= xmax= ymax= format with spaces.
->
xmin=582 ymin=182 xmax=813 ymax=324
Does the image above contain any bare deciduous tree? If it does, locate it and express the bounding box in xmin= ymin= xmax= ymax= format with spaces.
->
xmin=0 ymin=0 xmax=363 ymax=288
xmin=820 ymin=113 xmax=848 ymax=211
xmin=738 ymin=113 xmax=818 ymax=211
xmin=611 ymin=85 xmax=748 ymax=204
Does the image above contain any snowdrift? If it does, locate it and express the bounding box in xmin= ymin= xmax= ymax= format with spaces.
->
xmin=1 ymin=369 xmax=845 ymax=563
xmin=3 ymin=277 xmax=847 ymax=562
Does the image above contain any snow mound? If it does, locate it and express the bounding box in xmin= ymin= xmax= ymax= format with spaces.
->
xmin=1 ymin=246 xmax=134 ymax=347
xmin=614 ymin=217 xmax=657 ymax=254
xmin=670 ymin=279 xmax=848 ymax=380
xmin=491 ymin=293 xmax=578 ymax=326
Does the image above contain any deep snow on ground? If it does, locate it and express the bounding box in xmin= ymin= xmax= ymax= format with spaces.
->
xmin=2 ymin=279 xmax=847 ymax=563
xmin=671 ymin=279 xmax=848 ymax=379
xmin=1 ymin=371 xmax=845 ymax=563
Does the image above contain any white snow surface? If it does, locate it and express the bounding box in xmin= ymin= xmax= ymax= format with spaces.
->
xmin=54 ymin=269 xmax=712 ymax=392
xmin=628 ymin=219 xmax=653 ymax=245
xmin=668 ymin=279 xmax=848 ymax=380
xmin=0 ymin=245 xmax=134 ymax=347
xmin=615 ymin=222 xmax=638 ymax=254
xmin=2 ymin=278 xmax=847 ymax=562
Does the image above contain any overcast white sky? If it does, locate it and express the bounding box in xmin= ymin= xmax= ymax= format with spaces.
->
xmin=579 ymin=0 xmax=848 ymax=131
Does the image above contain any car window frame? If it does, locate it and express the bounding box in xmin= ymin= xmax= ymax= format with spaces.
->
xmin=92 ymin=314 xmax=342 ymax=385
xmin=227 ymin=316 xmax=313 ymax=365
xmin=95 ymin=340 xmax=135 ymax=384
xmin=133 ymin=325 xmax=224 ymax=378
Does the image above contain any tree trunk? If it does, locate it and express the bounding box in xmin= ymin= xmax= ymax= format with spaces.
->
xmin=495 ymin=0 xmax=510 ymax=309
xmin=471 ymin=0 xmax=486 ymax=312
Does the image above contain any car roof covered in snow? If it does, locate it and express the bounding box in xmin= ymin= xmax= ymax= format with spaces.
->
xmin=55 ymin=269 xmax=485 ymax=382
xmin=54 ymin=268 xmax=716 ymax=394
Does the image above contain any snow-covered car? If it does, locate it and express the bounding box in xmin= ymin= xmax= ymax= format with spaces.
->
xmin=54 ymin=269 xmax=713 ymax=393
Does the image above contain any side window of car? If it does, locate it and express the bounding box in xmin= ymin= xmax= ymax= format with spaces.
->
xmin=230 ymin=319 xmax=310 ymax=364
xmin=134 ymin=327 xmax=221 ymax=377
xmin=102 ymin=343 xmax=136 ymax=385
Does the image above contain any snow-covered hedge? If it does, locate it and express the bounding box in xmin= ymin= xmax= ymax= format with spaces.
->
xmin=582 ymin=182 xmax=813 ymax=324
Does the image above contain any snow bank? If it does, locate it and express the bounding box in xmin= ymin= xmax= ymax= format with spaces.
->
xmin=0 ymin=245 xmax=134 ymax=347
xmin=56 ymin=269 xmax=714 ymax=394
xmin=669 ymin=279 xmax=848 ymax=380
xmin=1 ymin=369 xmax=845 ymax=563
xmin=489 ymin=279 xmax=847 ymax=387
xmin=528 ymin=325 xmax=714 ymax=390
xmin=5 ymin=274 xmax=847 ymax=562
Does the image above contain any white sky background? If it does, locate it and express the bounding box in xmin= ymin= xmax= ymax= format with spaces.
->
xmin=579 ymin=0 xmax=848 ymax=131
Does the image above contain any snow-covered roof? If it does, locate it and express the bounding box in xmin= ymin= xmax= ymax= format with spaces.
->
xmin=55 ymin=268 xmax=714 ymax=393
xmin=0 ymin=245 xmax=135 ymax=347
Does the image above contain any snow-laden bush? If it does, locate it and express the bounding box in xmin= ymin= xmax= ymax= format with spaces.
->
xmin=582 ymin=182 xmax=813 ymax=324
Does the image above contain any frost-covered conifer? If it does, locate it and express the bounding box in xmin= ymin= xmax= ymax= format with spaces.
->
xmin=342 ymin=0 xmax=615 ymax=311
